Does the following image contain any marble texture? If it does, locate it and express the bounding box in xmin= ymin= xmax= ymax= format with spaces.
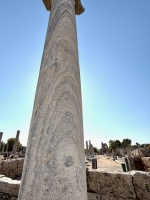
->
xmin=18 ymin=0 xmax=87 ymax=199
xmin=12 ymin=131 xmax=20 ymax=153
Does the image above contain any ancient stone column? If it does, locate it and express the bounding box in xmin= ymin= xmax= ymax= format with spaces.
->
xmin=6 ymin=144 xmax=8 ymax=152
xmin=0 ymin=132 xmax=3 ymax=147
xmin=86 ymin=141 xmax=89 ymax=158
xmin=12 ymin=130 xmax=20 ymax=153
xmin=18 ymin=0 xmax=87 ymax=199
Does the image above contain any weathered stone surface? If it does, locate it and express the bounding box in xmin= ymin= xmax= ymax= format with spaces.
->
xmin=18 ymin=0 xmax=87 ymax=199
xmin=3 ymin=161 xmax=8 ymax=170
xmin=0 ymin=176 xmax=20 ymax=196
xmin=0 ymin=160 xmax=3 ymax=171
xmin=8 ymin=160 xmax=17 ymax=170
xmin=11 ymin=197 xmax=18 ymax=200
xmin=130 ymin=170 xmax=150 ymax=200
xmin=0 ymin=159 xmax=24 ymax=178
xmin=141 ymin=157 xmax=150 ymax=168
xmin=87 ymin=170 xmax=136 ymax=199
xmin=137 ymin=148 xmax=150 ymax=157
xmin=88 ymin=192 xmax=100 ymax=200
xmin=100 ymin=194 xmax=134 ymax=200
xmin=16 ymin=168 xmax=22 ymax=177
xmin=12 ymin=130 xmax=20 ymax=153
xmin=17 ymin=158 xmax=24 ymax=168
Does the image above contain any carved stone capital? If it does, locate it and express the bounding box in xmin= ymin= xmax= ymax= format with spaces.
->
xmin=42 ymin=0 xmax=85 ymax=15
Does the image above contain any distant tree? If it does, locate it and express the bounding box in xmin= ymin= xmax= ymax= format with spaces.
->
xmin=7 ymin=138 xmax=22 ymax=152
xmin=93 ymin=147 xmax=97 ymax=153
xmin=122 ymin=139 xmax=131 ymax=147
xmin=109 ymin=140 xmax=116 ymax=152
xmin=108 ymin=140 xmax=122 ymax=152
xmin=115 ymin=140 xmax=122 ymax=148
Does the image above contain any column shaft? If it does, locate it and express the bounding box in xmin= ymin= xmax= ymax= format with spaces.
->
xmin=12 ymin=130 xmax=20 ymax=153
xmin=18 ymin=0 xmax=87 ymax=199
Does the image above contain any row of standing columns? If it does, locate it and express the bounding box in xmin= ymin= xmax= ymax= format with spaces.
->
xmin=0 ymin=130 xmax=20 ymax=153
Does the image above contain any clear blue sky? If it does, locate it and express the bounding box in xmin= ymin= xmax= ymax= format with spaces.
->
xmin=0 ymin=0 xmax=150 ymax=148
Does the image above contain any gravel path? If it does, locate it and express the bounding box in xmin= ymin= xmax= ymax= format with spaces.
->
xmin=86 ymin=155 xmax=123 ymax=172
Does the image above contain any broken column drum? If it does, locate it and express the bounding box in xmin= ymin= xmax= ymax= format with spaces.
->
xmin=18 ymin=0 xmax=87 ymax=199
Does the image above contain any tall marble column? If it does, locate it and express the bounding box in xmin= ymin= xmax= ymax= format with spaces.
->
xmin=12 ymin=130 xmax=20 ymax=153
xmin=0 ymin=132 xmax=3 ymax=147
xmin=18 ymin=0 xmax=87 ymax=199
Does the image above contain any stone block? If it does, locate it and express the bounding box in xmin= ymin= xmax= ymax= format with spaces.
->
xmin=0 ymin=176 xmax=20 ymax=196
xmin=100 ymin=194 xmax=134 ymax=200
xmin=131 ymin=170 xmax=150 ymax=200
xmin=2 ymin=160 xmax=8 ymax=170
xmin=17 ymin=158 xmax=24 ymax=168
xmin=88 ymin=192 xmax=100 ymax=200
xmin=7 ymin=169 xmax=16 ymax=178
xmin=87 ymin=170 xmax=136 ymax=199
xmin=8 ymin=160 xmax=18 ymax=170
xmin=16 ymin=168 xmax=22 ymax=177
xmin=138 ymin=148 xmax=150 ymax=157
xmin=141 ymin=157 xmax=150 ymax=168
xmin=0 ymin=170 xmax=8 ymax=177
xmin=0 ymin=161 xmax=4 ymax=171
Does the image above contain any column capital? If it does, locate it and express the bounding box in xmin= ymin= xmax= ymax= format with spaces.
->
xmin=42 ymin=0 xmax=85 ymax=15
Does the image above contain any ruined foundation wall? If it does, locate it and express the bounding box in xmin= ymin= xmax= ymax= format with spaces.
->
xmin=87 ymin=169 xmax=150 ymax=200
xmin=0 ymin=175 xmax=20 ymax=200
xmin=0 ymin=168 xmax=150 ymax=200
xmin=0 ymin=159 xmax=24 ymax=178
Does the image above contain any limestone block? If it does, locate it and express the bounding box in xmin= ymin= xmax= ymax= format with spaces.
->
xmin=8 ymin=160 xmax=18 ymax=170
xmin=100 ymin=194 xmax=134 ymax=200
xmin=17 ymin=158 xmax=24 ymax=168
xmin=88 ymin=192 xmax=100 ymax=200
xmin=7 ymin=169 xmax=16 ymax=178
xmin=147 ymin=168 xmax=150 ymax=172
xmin=138 ymin=148 xmax=150 ymax=157
xmin=131 ymin=170 xmax=150 ymax=200
xmin=0 ymin=170 xmax=8 ymax=177
xmin=0 ymin=161 xmax=4 ymax=171
xmin=87 ymin=170 xmax=136 ymax=199
xmin=16 ymin=168 xmax=22 ymax=177
xmin=2 ymin=160 xmax=8 ymax=170
xmin=0 ymin=176 xmax=20 ymax=196
xmin=141 ymin=157 xmax=150 ymax=168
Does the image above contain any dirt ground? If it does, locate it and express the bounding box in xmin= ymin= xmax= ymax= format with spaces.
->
xmin=86 ymin=155 xmax=123 ymax=172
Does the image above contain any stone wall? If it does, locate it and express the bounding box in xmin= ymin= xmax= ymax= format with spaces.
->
xmin=87 ymin=169 xmax=150 ymax=200
xmin=0 ymin=158 xmax=24 ymax=178
xmin=0 ymin=175 xmax=20 ymax=200
xmin=141 ymin=157 xmax=150 ymax=172
xmin=0 ymin=169 xmax=150 ymax=200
